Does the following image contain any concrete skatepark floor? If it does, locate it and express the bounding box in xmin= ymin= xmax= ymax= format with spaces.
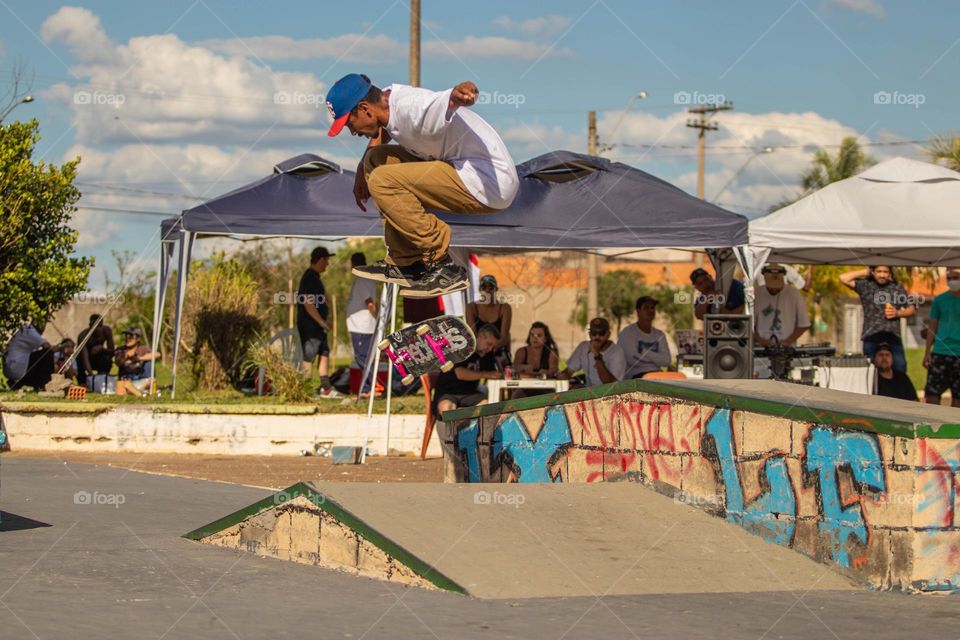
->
xmin=4 ymin=456 xmax=960 ymax=639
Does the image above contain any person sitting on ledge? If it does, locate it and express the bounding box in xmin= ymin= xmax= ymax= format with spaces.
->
xmin=114 ymin=327 xmax=159 ymax=387
xmin=559 ymin=317 xmax=626 ymax=388
xmin=434 ymin=325 xmax=502 ymax=415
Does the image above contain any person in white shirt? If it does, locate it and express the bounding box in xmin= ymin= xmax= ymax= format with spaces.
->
xmin=325 ymin=73 xmax=519 ymax=298
xmin=753 ymin=263 xmax=811 ymax=347
xmin=346 ymin=252 xmax=379 ymax=391
xmin=618 ymin=296 xmax=672 ymax=379
xmin=559 ymin=317 xmax=626 ymax=387
xmin=3 ymin=323 xmax=54 ymax=390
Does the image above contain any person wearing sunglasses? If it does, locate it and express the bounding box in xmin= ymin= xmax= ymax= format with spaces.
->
xmin=559 ymin=317 xmax=626 ymax=388
xmin=754 ymin=263 xmax=810 ymax=347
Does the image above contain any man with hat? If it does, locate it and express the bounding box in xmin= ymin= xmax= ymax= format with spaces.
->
xmin=114 ymin=327 xmax=158 ymax=382
xmin=325 ymin=73 xmax=519 ymax=298
xmin=297 ymin=246 xmax=337 ymax=396
xmin=753 ymin=263 xmax=811 ymax=347
xmin=874 ymin=342 xmax=918 ymax=402
xmin=618 ymin=296 xmax=672 ymax=379
xmin=690 ymin=267 xmax=746 ymax=320
xmin=559 ymin=317 xmax=626 ymax=387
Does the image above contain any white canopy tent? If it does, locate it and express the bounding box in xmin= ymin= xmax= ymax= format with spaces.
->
xmin=747 ymin=157 xmax=960 ymax=278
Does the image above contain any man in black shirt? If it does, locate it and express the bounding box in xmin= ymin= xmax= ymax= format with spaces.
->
xmin=873 ymin=343 xmax=918 ymax=402
xmin=434 ymin=325 xmax=503 ymax=415
xmin=297 ymin=247 xmax=336 ymax=396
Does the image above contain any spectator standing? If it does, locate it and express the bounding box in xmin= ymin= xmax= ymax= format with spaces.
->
xmin=346 ymin=253 xmax=379 ymax=384
xmin=840 ymin=266 xmax=915 ymax=372
xmin=923 ymin=267 xmax=960 ymax=408
xmin=434 ymin=325 xmax=502 ymax=414
xmin=77 ymin=314 xmax=114 ymax=385
xmin=691 ymin=268 xmax=746 ymax=320
xmin=753 ymin=263 xmax=811 ymax=347
xmin=618 ymin=296 xmax=672 ymax=378
xmin=559 ymin=317 xmax=626 ymax=387
xmin=465 ymin=274 xmax=513 ymax=368
xmin=3 ymin=323 xmax=54 ymax=390
xmin=873 ymin=343 xmax=918 ymax=402
xmin=297 ymin=247 xmax=338 ymax=397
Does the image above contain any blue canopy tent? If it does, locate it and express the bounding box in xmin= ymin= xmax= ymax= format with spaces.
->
xmin=155 ymin=150 xmax=748 ymax=397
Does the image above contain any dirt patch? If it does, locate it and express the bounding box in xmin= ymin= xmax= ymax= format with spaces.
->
xmin=7 ymin=450 xmax=444 ymax=488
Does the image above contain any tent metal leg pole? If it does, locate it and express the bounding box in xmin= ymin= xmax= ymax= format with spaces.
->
xmin=357 ymin=284 xmax=390 ymax=404
xmin=384 ymin=283 xmax=399 ymax=455
xmin=361 ymin=283 xmax=394 ymax=463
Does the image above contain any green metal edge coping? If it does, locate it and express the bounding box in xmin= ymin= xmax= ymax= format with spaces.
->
xmin=440 ymin=378 xmax=960 ymax=439
xmin=183 ymin=482 xmax=467 ymax=595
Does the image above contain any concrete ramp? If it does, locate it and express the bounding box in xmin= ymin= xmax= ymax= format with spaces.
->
xmin=185 ymin=481 xmax=854 ymax=599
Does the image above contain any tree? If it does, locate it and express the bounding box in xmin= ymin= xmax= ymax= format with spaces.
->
xmin=0 ymin=119 xmax=90 ymax=349
xmin=770 ymin=137 xmax=874 ymax=211
xmin=926 ymin=134 xmax=960 ymax=172
xmin=572 ymin=269 xmax=695 ymax=333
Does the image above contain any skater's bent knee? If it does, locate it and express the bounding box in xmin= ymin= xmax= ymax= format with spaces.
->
xmin=367 ymin=166 xmax=399 ymax=196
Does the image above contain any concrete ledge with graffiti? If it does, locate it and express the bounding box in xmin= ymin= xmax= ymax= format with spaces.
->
xmin=439 ymin=378 xmax=960 ymax=592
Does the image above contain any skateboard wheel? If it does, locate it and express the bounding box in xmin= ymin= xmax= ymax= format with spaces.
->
xmin=401 ymin=374 xmax=414 ymax=386
xmin=378 ymin=339 xmax=390 ymax=351
xmin=416 ymin=324 xmax=430 ymax=336
xmin=440 ymin=361 xmax=454 ymax=373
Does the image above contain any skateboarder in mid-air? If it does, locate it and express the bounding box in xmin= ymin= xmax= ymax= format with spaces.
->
xmin=325 ymin=73 xmax=519 ymax=298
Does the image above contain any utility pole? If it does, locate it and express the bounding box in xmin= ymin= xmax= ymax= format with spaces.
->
xmin=586 ymin=110 xmax=599 ymax=321
xmin=409 ymin=0 xmax=421 ymax=87
xmin=686 ymin=101 xmax=733 ymax=268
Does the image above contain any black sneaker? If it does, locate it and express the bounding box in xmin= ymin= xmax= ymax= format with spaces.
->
xmin=400 ymin=261 xmax=469 ymax=298
xmin=352 ymin=260 xmax=426 ymax=285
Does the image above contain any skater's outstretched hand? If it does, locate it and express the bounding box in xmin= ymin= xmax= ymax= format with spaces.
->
xmin=450 ymin=81 xmax=479 ymax=108
xmin=353 ymin=161 xmax=370 ymax=211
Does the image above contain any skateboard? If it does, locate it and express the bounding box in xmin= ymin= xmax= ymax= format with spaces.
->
xmin=378 ymin=315 xmax=476 ymax=385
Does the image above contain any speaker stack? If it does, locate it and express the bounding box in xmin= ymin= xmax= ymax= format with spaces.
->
xmin=704 ymin=314 xmax=753 ymax=379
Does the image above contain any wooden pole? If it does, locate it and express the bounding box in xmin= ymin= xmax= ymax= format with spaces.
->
xmin=409 ymin=0 xmax=421 ymax=87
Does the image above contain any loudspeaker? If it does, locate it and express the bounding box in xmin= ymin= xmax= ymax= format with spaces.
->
xmin=704 ymin=314 xmax=753 ymax=379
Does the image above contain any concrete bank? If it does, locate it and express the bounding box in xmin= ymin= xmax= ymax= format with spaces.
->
xmin=439 ymin=378 xmax=960 ymax=592
xmin=0 ymin=402 xmax=438 ymax=457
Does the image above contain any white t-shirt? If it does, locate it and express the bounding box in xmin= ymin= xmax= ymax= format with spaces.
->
xmin=754 ymin=285 xmax=810 ymax=343
xmin=3 ymin=324 xmax=46 ymax=382
xmin=617 ymin=324 xmax=672 ymax=378
xmin=566 ymin=341 xmax=627 ymax=387
xmin=386 ymin=84 xmax=520 ymax=209
xmin=346 ymin=278 xmax=378 ymax=335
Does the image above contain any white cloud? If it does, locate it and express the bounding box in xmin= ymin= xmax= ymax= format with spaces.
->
xmin=199 ymin=34 xmax=404 ymax=63
xmin=491 ymin=15 xmax=574 ymax=36
xmin=422 ymin=36 xmax=570 ymax=60
xmin=596 ymin=108 xmax=881 ymax=214
xmin=499 ymin=123 xmax=583 ymax=156
xmin=41 ymin=6 xmax=332 ymax=147
xmin=826 ymin=0 xmax=885 ymax=18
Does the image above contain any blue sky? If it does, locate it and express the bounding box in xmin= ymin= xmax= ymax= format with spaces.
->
xmin=1 ymin=0 xmax=957 ymax=288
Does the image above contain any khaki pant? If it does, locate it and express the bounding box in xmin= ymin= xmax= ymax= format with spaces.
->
xmin=364 ymin=146 xmax=497 ymax=266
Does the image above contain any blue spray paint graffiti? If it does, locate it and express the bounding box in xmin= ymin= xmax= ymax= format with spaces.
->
xmin=456 ymin=419 xmax=482 ymax=482
xmin=703 ymin=408 xmax=797 ymax=545
xmin=805 ymin=426 xmax=884 ymax=568
xmin=492 ymin=406 xmax=573 ymax=483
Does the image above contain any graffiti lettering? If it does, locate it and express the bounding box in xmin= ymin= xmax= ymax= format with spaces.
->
xmin=492 ymin=406 xmax=573 ymax=483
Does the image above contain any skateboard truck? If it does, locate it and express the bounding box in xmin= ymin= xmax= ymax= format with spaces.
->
xmin=417 ymin=324 xmax=454 ymax=373
xmin=378 ymin=342 xmax=415 ymax=385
